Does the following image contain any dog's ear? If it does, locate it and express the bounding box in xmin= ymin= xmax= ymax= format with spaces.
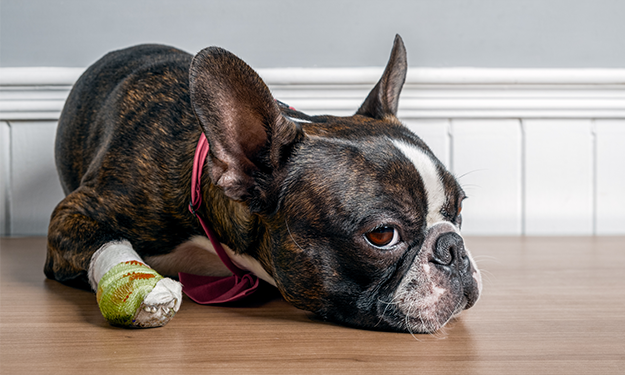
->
xmin=356 ymin=34 xmax=407 ymax=119
xmin=189 ymin=47 xmax=302 ymax=202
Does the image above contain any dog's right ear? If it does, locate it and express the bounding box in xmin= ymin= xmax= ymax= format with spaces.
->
xmin=189 ymin=47 xmax=302 ymax=203
xmin=356 ymin=34 xmax=407 ymax=120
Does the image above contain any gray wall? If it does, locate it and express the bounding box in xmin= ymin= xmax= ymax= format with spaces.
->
xmin=1 ymin=0 xmax=624 ymax=68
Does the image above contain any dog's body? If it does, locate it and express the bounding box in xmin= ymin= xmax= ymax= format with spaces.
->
xmin=46 ymin=36 xmax=481 ymax=332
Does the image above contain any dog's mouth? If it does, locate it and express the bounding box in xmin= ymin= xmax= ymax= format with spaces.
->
xmin=376 ymin=222 xmax=482 ymax=333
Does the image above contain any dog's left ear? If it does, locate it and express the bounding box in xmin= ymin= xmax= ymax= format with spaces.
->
xmin=189 ymin=47 xmax=302 ymax=202
xmin=356 ymin=34 xmax=407 ymax=119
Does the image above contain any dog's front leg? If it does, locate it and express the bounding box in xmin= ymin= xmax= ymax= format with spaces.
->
xmin=46 ymin=189 xmax=182 ymax=328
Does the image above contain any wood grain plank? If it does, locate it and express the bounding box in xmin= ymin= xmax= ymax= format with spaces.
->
xmin=2 ymin=236 xmax=624 ymax=374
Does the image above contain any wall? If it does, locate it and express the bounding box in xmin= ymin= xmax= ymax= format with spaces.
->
xmin=2 ymin=0 xmax=624 ymax=68
xmin=1 ymin=67 xmax=624 ymax=236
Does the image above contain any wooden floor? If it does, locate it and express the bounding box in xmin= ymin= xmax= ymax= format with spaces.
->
xmin=1 ymin=236 xmax=624 ymax=374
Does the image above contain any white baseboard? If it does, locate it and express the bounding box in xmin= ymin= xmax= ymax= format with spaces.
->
xmin=2 ymin=67 xmax=625 ymax=121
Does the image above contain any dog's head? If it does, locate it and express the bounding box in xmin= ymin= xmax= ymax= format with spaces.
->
xmin=189 ymin=35 xmax=481 ymax=333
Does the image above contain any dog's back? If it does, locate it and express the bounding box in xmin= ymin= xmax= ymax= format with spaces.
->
xmin=56 ymin=45 xmax=194 ymax=195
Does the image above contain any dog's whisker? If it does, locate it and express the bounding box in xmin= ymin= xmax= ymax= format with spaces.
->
xmin=456 ymin=168 xmax=488 ymax=180
xmin=458 ymin=184 xmax=483 ymax=192
xmin=374 ymin=296 xmax=396 ymax=328
xmin=472 ymin=255 xmax=500 ymax=264
xmin=406 ymin=304 xmax=421 ymax=341
xmin=477 ymin=269 xmax=496 ymax=285
xmin=285 ymin=218 xmax=306 ymax=253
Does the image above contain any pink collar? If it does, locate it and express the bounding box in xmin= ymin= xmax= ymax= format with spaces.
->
xmin=178 ymin=133 xmax=261 ymax=304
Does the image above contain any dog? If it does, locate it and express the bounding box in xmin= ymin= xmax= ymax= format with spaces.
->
xmin=45 ymin=35 xmax=481 ymax=333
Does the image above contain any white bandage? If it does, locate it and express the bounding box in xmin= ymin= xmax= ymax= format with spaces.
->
xmin=88 ymin=240 xmax=143 ymax=291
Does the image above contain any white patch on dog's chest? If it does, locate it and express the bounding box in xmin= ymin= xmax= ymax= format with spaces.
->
xmin=189 ymin=236 xmax=277 ymax=287
xmin=144 ymin=237 xmax=277 ymax=287
xmin=392 ymin=140 xmax=446 ymax=227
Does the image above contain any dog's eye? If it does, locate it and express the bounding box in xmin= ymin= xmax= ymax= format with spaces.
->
xmin=365 ymin=226 xmax=400 ymax=248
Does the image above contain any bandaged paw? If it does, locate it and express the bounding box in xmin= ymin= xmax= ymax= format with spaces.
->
xmin=132 ymin=278 xmax=182 ymax=327
xmin=96 ymin=260 xmax=182 ymax=327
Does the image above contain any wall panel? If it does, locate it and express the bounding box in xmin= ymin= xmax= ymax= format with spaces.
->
xmin=596 ymin=119 xmax=625 ymax=234
xmin=1 ymin=121 xmax=10 ymax=235
xmin=452 ymin=119 xmax=523 ymax=235
xmin=10 ymin=121 xmax=65 ymax=235
xmin=524 ymin=120 xmax=594 ymax=235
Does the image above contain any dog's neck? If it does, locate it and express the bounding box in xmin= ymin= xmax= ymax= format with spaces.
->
xmin=194 ymin=147 xmax=276 ymax=282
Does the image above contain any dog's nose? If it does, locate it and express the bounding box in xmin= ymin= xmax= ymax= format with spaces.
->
xmin=432 ymin=232 xmax=464 ymax=266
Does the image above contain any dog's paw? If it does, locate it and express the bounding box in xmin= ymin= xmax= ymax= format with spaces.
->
xmin=131 ymin=278 xmax=182 ymax=328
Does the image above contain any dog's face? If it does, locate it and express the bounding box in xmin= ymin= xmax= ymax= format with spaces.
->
xmin=189 ymin=35 xmax=481 ymax=333
xmin=269 ymin=113 xmax=481 ymax=332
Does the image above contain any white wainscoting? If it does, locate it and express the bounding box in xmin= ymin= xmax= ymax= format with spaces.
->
xmin=1 ymin=67 xmax=624 ymax=236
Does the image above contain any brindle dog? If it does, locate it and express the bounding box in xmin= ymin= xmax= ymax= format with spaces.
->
xmin=46 ymin=35 xmax=481 ymax=332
